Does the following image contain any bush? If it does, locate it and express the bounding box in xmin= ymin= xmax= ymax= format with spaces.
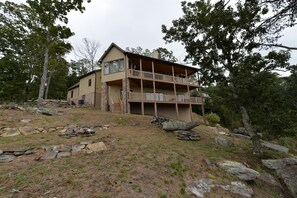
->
xmin=206 ymin=112 xmax=220 ymax=126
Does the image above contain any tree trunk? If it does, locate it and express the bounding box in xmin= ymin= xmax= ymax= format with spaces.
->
xmin=229 ymin=71 xmax=262 ymax=157
xmin=37 ymin=31 xmax=50 ymax=106
xmin=240 ymin=106 xmax=263 ymax=157
xmin=45 ymin=73 xmax=51 ymax=100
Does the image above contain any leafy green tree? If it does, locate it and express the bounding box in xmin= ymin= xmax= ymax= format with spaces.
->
xmin=162 ymin=0 xmax=292 ymax=156
xmin=156 ymin=47 xmax=178 ymax=62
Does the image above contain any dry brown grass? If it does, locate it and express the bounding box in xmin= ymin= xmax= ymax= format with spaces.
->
xmin=0 ymin=107 xmax=292 ymax=198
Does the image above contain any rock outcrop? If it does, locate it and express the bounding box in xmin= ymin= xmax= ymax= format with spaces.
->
xmin=218 ymin=161 xmax=260 ymax=181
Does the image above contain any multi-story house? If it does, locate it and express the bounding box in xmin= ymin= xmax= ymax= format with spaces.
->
xmin=68 ymin=43 xmax=203 ymax=121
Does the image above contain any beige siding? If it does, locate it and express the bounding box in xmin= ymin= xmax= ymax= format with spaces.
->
xmin=67 ymin=87 xmax=79 ymax=105
xmin=109 ymin=85 xmax=122 ymax=104
xmin=79 ymin=73 xmax=96 ymax=97
xmin=101 ymin=47 xmax=125 ymax=83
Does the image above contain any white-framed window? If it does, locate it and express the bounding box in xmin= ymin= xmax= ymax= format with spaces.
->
xmin=104 ymin=59 xmax=124 ymax=74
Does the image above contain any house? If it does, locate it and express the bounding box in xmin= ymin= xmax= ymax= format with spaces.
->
xmin=67 ymin=69 xmax=101 ymax=108
xmin=68 ymin=43 xmax=203 ymax=121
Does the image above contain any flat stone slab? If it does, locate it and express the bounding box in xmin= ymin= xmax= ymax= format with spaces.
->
xmin=19 ymin=126 xmax=39 ymax=136
xmin=261 ymin=141 xmax=289 ymax=154
xmin=221 ymin=181 xmax=254 ymax=198
xmin=218 ymin=161 xmax=260 ymax=181
xmin=174 ymin=130 xmax=200 ymax=141
xmin=262 ymin=157 xmax=297 ymax=170
xmin=187 ymin=179 xmax=214 ymax=197
xmin=1 ymin=128 xmax=21 ymax=137
xmin=0 ymin=155 xmax=16 ymax=163
xmin=86 ymin=142 xmax=107 ymax=153
xmin=57 ymin=152 xmax=71 ymax=158
xmin=41 ymin=151 xmax=58 ymax=160
xmin=72 ymin=144 xmax=85 ymax=152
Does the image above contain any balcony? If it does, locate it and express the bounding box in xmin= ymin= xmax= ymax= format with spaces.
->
xmin=128 ymin=92 xmax=203 ymax=104
xmin=127 ymin=69 xmax=199 ymax=86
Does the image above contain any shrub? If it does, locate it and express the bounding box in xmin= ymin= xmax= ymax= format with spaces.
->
xmin=206 ymin=112 xmax=220 ymax=126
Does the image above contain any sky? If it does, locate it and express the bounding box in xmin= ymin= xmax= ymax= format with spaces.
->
xmin=8 ymin=0 xmax=297 ymax=70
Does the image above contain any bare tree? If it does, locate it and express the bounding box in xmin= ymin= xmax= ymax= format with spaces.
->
xmin=75 ymin=38 xmax=101 ymax=71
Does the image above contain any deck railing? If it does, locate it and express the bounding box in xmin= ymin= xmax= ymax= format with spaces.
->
xmin=128 ymin=92 xmax=203 ymax=104
xmin=127 ymin=69 xmax=199 ymax=86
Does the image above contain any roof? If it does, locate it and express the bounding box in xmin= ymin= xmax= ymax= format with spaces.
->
xmin=68 ymin=82 xmax=79 ymax=91
xmin=98 ymin=43 xmax=125 ymax=63
xmin=78 ymin=69 xmax=101 ymax=79
xmin=98 ymin=43 xmax=198 ymax=74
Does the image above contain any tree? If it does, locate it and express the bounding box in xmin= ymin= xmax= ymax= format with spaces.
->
xmin=74 ymin=38 xmax=101 ymax=72
xmin=126 ymin=46 xmax=178 ymax=62
xmin=156 ymin=47 xmax=178 ymax=62
xmin=162 ymin=0 xmax=292 ymax=156
xmin=24 ymin=0 xmax=91 ymax=105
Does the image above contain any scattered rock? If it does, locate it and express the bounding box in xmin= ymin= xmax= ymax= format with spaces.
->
xmin=42 ymin=151 xmax=58 ymax=160
xmin=1 ymin=128 xmax=21 ymax=137
xmin=221 ymin=181 xmax=254 ymax=198
xmin=204 ymin=159 xmax=217 ymax=169
xmin=162 ymin=120 xmax=199 ymax=131
xmin=187 ymin=179 xmax=214 ymax=197
xmin=215 ymin=137 xmax=234 ymax=147
xmin=0 ymin=155 xmax=16 ymax=163
xmin=86 ymin=142 xmax=107 ymax=153
xmin=57 ymin=152 xmax=71 ymax=158
xmin=72 ymin=144 xmax=85 ymax=152
xmin=37 ymin=108 xmax=59 ymax=116
xmin=276 ymin=165 xmax=297 ymax=198
xmin=217 ymin=127 xmax=230 ymax=134
xmin=234 ymin=134 xmax=251 ymax=139
xmin=151 ymin=116 xmax=170 ymax=125
xmin=262 ymin=158 xmax=297 ymax=170
xmin=19 ymin=126 xmax=39 ymax=136
xmin=218 ymin=161 xmax=260 ymax=181
xmin=0 ymin=149 xmax=3 ymax=155
xmin=234 ymin=127 xmax=250 ymax=136
xmin=80 ymin=141 xmax=93 ymax=145
xmin=257 ymin=172 xmax=280 ymax=187
xmin=174 ymin=130 xmax=200 ymax=141
xmin=261 ymin=141 xmax=289 ymax=154
xmin=20 ymin=118 xmax=32 ymax=124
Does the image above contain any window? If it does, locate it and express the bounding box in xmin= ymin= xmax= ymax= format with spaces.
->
xmin=104 ymin=59 xmax=124 ymax=74
xmin=71 ymin=91 xmax=73 ymax=98
xmin=88 ymin=79 xmax=92 ymax=87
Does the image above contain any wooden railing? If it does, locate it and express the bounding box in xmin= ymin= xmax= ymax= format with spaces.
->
xmin=128 ymin=92 xmax=203 ymax=104
xmin=127 ymin=69 xmax=199 ymax=86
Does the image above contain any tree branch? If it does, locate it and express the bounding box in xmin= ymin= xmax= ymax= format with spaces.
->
xmin=259 ymin=43 xmax=297 ymax=50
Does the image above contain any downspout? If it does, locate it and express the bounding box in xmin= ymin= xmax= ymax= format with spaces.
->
xmin=94 ymin=72 xmax=97 ymax=108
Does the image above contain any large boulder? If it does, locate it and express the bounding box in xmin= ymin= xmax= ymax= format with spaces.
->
xmin=262 ymin=157 xmax=297 ymax=170
xmin=218 ymin=161 xmax=260 ymax=181
xmin=276 ymin=165 xmax=297 ymax=198
xmin=162 ymin=120 xmax=199 ymax=131
xmin=261 ymin=141 xmax=289 ymax=154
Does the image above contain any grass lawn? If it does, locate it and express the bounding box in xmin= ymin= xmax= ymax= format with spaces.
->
xmin=0 ymin=107 xmax=294 ymax=198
